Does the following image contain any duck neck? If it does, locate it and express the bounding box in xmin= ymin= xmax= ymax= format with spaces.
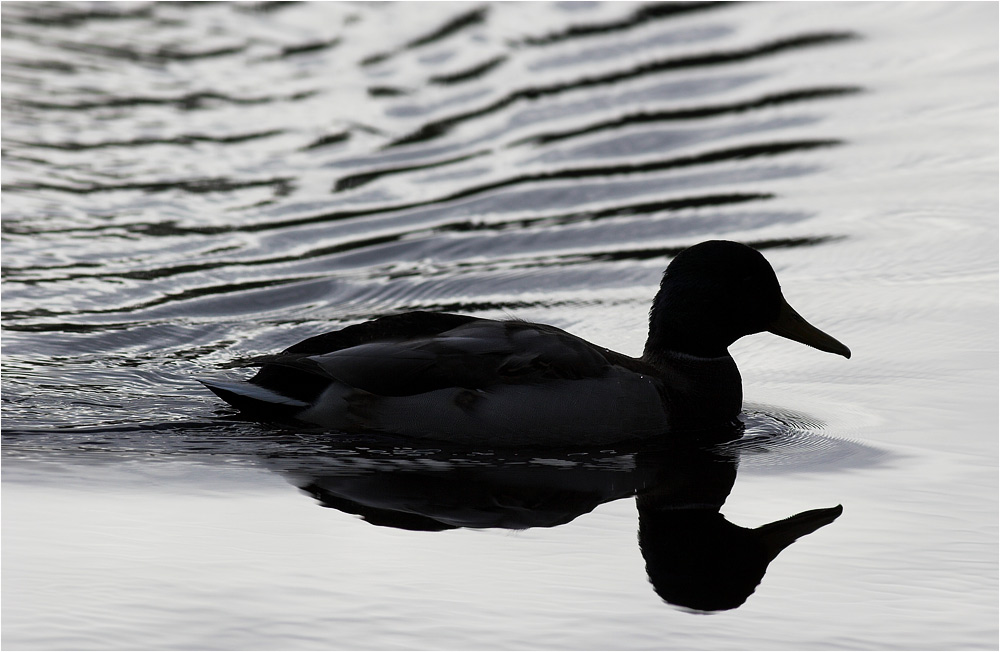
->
xmin=641 ymin=345 xmax=738 ymax=378
xmin=644 ymin=328 xmax=731 ymax=360
xmin=640 ymin=346 xmax=743 ymax=431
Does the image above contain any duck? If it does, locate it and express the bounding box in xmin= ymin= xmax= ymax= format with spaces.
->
xmin=201 ymin=240 xmax=850 ymax=446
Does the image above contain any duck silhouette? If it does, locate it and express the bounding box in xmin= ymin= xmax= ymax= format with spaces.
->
xmin=202 ymin=240 xmax=850 ymax=445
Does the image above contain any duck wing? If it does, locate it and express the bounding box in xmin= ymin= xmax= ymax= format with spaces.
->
xmin=252 ymin=312 xmax=626 ymax=397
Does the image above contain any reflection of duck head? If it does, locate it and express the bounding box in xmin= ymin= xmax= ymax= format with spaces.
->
xmin=633 ymin=444 xmax=843 ymax=612
xmin=201 ymin=240 xmax=850 ymax=446
xmin=638 ymin=501 xmax=843 ymax=612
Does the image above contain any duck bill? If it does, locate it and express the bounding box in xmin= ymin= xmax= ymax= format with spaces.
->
xmin=767 ymin=297 xmax=852 ymax=358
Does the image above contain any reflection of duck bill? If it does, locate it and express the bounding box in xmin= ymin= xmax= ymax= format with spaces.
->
xmin=640 ymin=504 xmax=844 ymax=612
xmin=757 ymin=504 xmax=845 ymax=558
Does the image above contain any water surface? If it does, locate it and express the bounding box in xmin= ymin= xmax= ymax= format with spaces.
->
xmin=2 ymin=2 xmax=997 ymax=649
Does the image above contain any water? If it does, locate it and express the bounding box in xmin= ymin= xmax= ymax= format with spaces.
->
xmin=2 ymin=1 xmax=996 ymax=649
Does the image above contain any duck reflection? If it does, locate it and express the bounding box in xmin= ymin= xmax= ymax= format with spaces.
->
xmin=262 ymin=431 xmax=841 ymax=612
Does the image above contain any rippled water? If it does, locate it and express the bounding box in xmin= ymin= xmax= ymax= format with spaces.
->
xmin=2 ymin=2 xmax=997 ymax=649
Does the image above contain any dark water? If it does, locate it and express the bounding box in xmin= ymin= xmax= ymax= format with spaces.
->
xmin=2 ymin=2 xmax=997 ymax=649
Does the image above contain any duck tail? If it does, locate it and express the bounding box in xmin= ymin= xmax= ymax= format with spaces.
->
xmin=199 ymin=377 xmax=309 ymax=419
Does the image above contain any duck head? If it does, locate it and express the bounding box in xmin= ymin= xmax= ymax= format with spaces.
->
xmin=645 ymin=241 xmax=851 ymax=360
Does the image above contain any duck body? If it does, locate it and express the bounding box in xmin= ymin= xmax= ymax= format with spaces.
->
xmin=204 ymin=311 xmax=742 ymax=446
xmin=202 ymin=241 xmax=850 ymax=446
